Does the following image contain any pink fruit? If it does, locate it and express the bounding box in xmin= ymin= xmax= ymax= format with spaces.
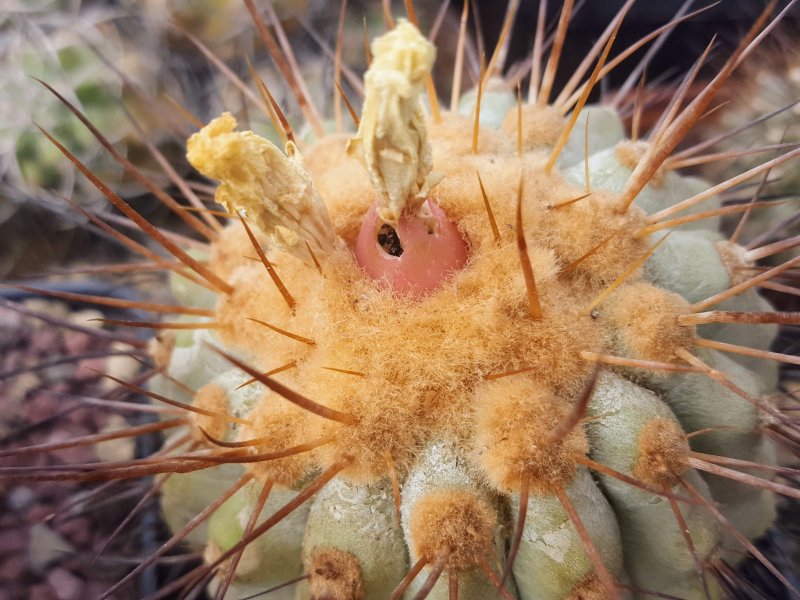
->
xmin=354 ymin=200 xmax=468 ymax=295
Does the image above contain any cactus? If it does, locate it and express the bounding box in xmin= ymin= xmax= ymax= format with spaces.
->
xmin=9 ymin=2 xmax=800 ymax=599
xmin=697 ymin=39 xmax=800 ymax=264
xmin=0 ymin=1 xmax=185 ymax=277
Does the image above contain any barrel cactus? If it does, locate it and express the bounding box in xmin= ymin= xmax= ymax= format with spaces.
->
xmin=10 ymin=2 xmax=800 ymax=599
xmin=0 ymin=0 xmax=184 ymax=277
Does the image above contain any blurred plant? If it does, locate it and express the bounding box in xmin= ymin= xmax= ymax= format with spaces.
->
xmin=0 ymin=0 xmax=185 ymax=278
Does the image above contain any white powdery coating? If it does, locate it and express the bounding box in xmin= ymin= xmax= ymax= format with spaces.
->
xmin=303 ymin=478 xmax=408 ymax=598
xmin=587 ymin=372 xmax=724 ymax=598
xmin=528 ymin=522 xmax=573 ymax=564
xmin=512 ymin=468 xmax=624 ymax=600
xmin=399 ymin=441 xmax=516 ymax=600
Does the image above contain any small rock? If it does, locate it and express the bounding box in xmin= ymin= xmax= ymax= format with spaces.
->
xmin=25 ymin=392 xmax=59 ymax=423
xmin=29 ymin=583 xmax=57 ymax=600
xmin=74 ymin=357 xmax=106 ymax=382
xmin=28 ymin=523 xmax=75 ymax=573
xmin=24 ymin=299 xmax=69 ymax=322
xmin=99 ymin=350 xmax=140 ymax=393
xmin=46 ymin=567 xmax=84 ymax=600
xmin=56 ymin=517 xmax=91 ymax=547
xmin=0 ymin=529 xmax=27 ymax=553
xmin=0 ymin=306 xmax=23 ymax=329
xmin=6 ymin=371 xmax=40 ymax=400
xmin=0 ymin=555 xmax=27 ymax=582
xmin=29 ymin=329 xmax=61 ymax=355
xmin=62 ymin=330 xmax=93 ymax=357
xmin=8 ymin=486 xmax=36 ymax=511
xmin=95 ymin=415 xmax=136 ymax=463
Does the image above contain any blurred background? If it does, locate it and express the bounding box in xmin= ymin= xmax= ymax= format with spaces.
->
xmin=0 ymin=1 xmax=799 ymax=598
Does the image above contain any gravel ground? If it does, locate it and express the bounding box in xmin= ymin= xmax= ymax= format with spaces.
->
xmin=0 ymin=299 xmax=193 ymax=600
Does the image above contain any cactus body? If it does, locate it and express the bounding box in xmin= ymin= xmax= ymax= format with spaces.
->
xmin=18 ymin=4 xmax=800 ymax=600
xmin=153 ymin=13 xmax=791 ymax=594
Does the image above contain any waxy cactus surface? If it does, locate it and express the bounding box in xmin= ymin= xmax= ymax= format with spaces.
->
xmin=9 ymin=2 xmax=800 ymax=599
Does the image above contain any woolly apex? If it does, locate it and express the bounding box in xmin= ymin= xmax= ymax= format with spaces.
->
xmin=409 ymin=490 xmax=497 ymax=570
xmin=603 ymin=282 xmax=695 ymax=363
xmin=567 ymin=572 xmax=612 ymax=600
xmin=191 ymin=383 xmax=229 ymax=443
xmin=347 ymin=20 xmax=440 ymax=224
xmin=186 ymin=112 xmax=338 ymax=259
xmin=632 ymin=418 xmax=689 ymax=486
xmin=474 ymin=378 xmax=587 ymax=494
xmin=308 ymin=548 xmax=365 ymax=600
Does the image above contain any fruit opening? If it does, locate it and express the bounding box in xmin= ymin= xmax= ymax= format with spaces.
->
xmin=354 ymin=199 xmax=469 ymax=296
xmin=377 ymin=223 xmax=404 ymax=257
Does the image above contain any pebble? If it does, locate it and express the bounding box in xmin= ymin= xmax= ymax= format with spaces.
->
xmin=0 ymin=555 xmax=27 ymax=582
xmin=8 ymin=486 xmax=36 ymax=512
xmin=74 ymin=357 xmax=106 ymax=382
xmin=0 ymin=529 xmax=27 ymax=553
xmin=28 ymin=583 xmax=57 ymax=600
xmin=46 ymin=567 xmax=84 ymax=600
xmin=28 ymin=523 xmax=75 ymax=573
xmin=56 ymin=517 xmax=91 ymax=547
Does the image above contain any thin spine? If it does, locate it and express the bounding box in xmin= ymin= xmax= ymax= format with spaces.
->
xmin=692 ymin=253 xmax=800 ymax=312
xmin=450 ymin=0 xmax=469 ymax=112
xmin=333 ymin=0 xmax=348 ymax=133
xmin=122 ymin=105 xmax=223 ymax=234
xmin=403 ymin=0 xmax=442 ymax=122
xmin=545 ymin=8 xmax=626 ymax=172
xmin=617 ymin=1 xmax=779 ymax=212
xmin=36 ymin=79 xmax=219 ymax=240
xmin=730 ymin=167 xmax=772 ymax=245
xmin=527 ymin=0 xmax=547 ymax=103
xmin=555 ymin=484 xmax=619 ymax=599
xmin=476 ymin=171 xmax=501 ymax=243
xmin=681 ymin=479 xmax=800 ymax=596
xmin=391 ymin=557 xmax=429 ymax=600
xmin=553 ymin=0 xmax=636 ymax=108
xmin=0 ymin=297 xmax=146 ymax=349
xmin=537 ymin=0 xmax=575 ymax=106
xmin=244 ymin=56 xmax=289 ymax=146
xmin=472 ymin=56 xmax=485 ymax=154
xmin=190 ymin=460 xmax=350 ymax=595
xmin=215 ymin=480 xmax=274 ymax=600
xmin=649 ymin=37 xmax=716 ymax=146
xmin=0 ymin=284 xmax=214 ymax=317
xmin=55 ymin=195 xmax=214 ymax=291
xmin=483 ymin=0 xmax=520 ymax=82
xmin=608 ymin=0 xmax=698 ymax=109
xmin=37 ymin=126 xmax=233 ymax=294
xmin=98 ymin=473 xmax=254 ymax=599
xmin=516 ymin=176 xmax=543 ymax=319
xmin=638 ymin=199 xmax=786 ymax=237
xmin=263 ymin=1 xmax=326 ymax=136
xmin=95 ymin=372 xmax=252 ymax=426
xmin=581 ymin=233 xmax=670 ymax=316
xmin=664 ymin=483 xmax=712 ymax=600
xmin=210 ymin=344 xmax=355 ymax=424
xmin=238 ymin=215 xmax=296 ymax=312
